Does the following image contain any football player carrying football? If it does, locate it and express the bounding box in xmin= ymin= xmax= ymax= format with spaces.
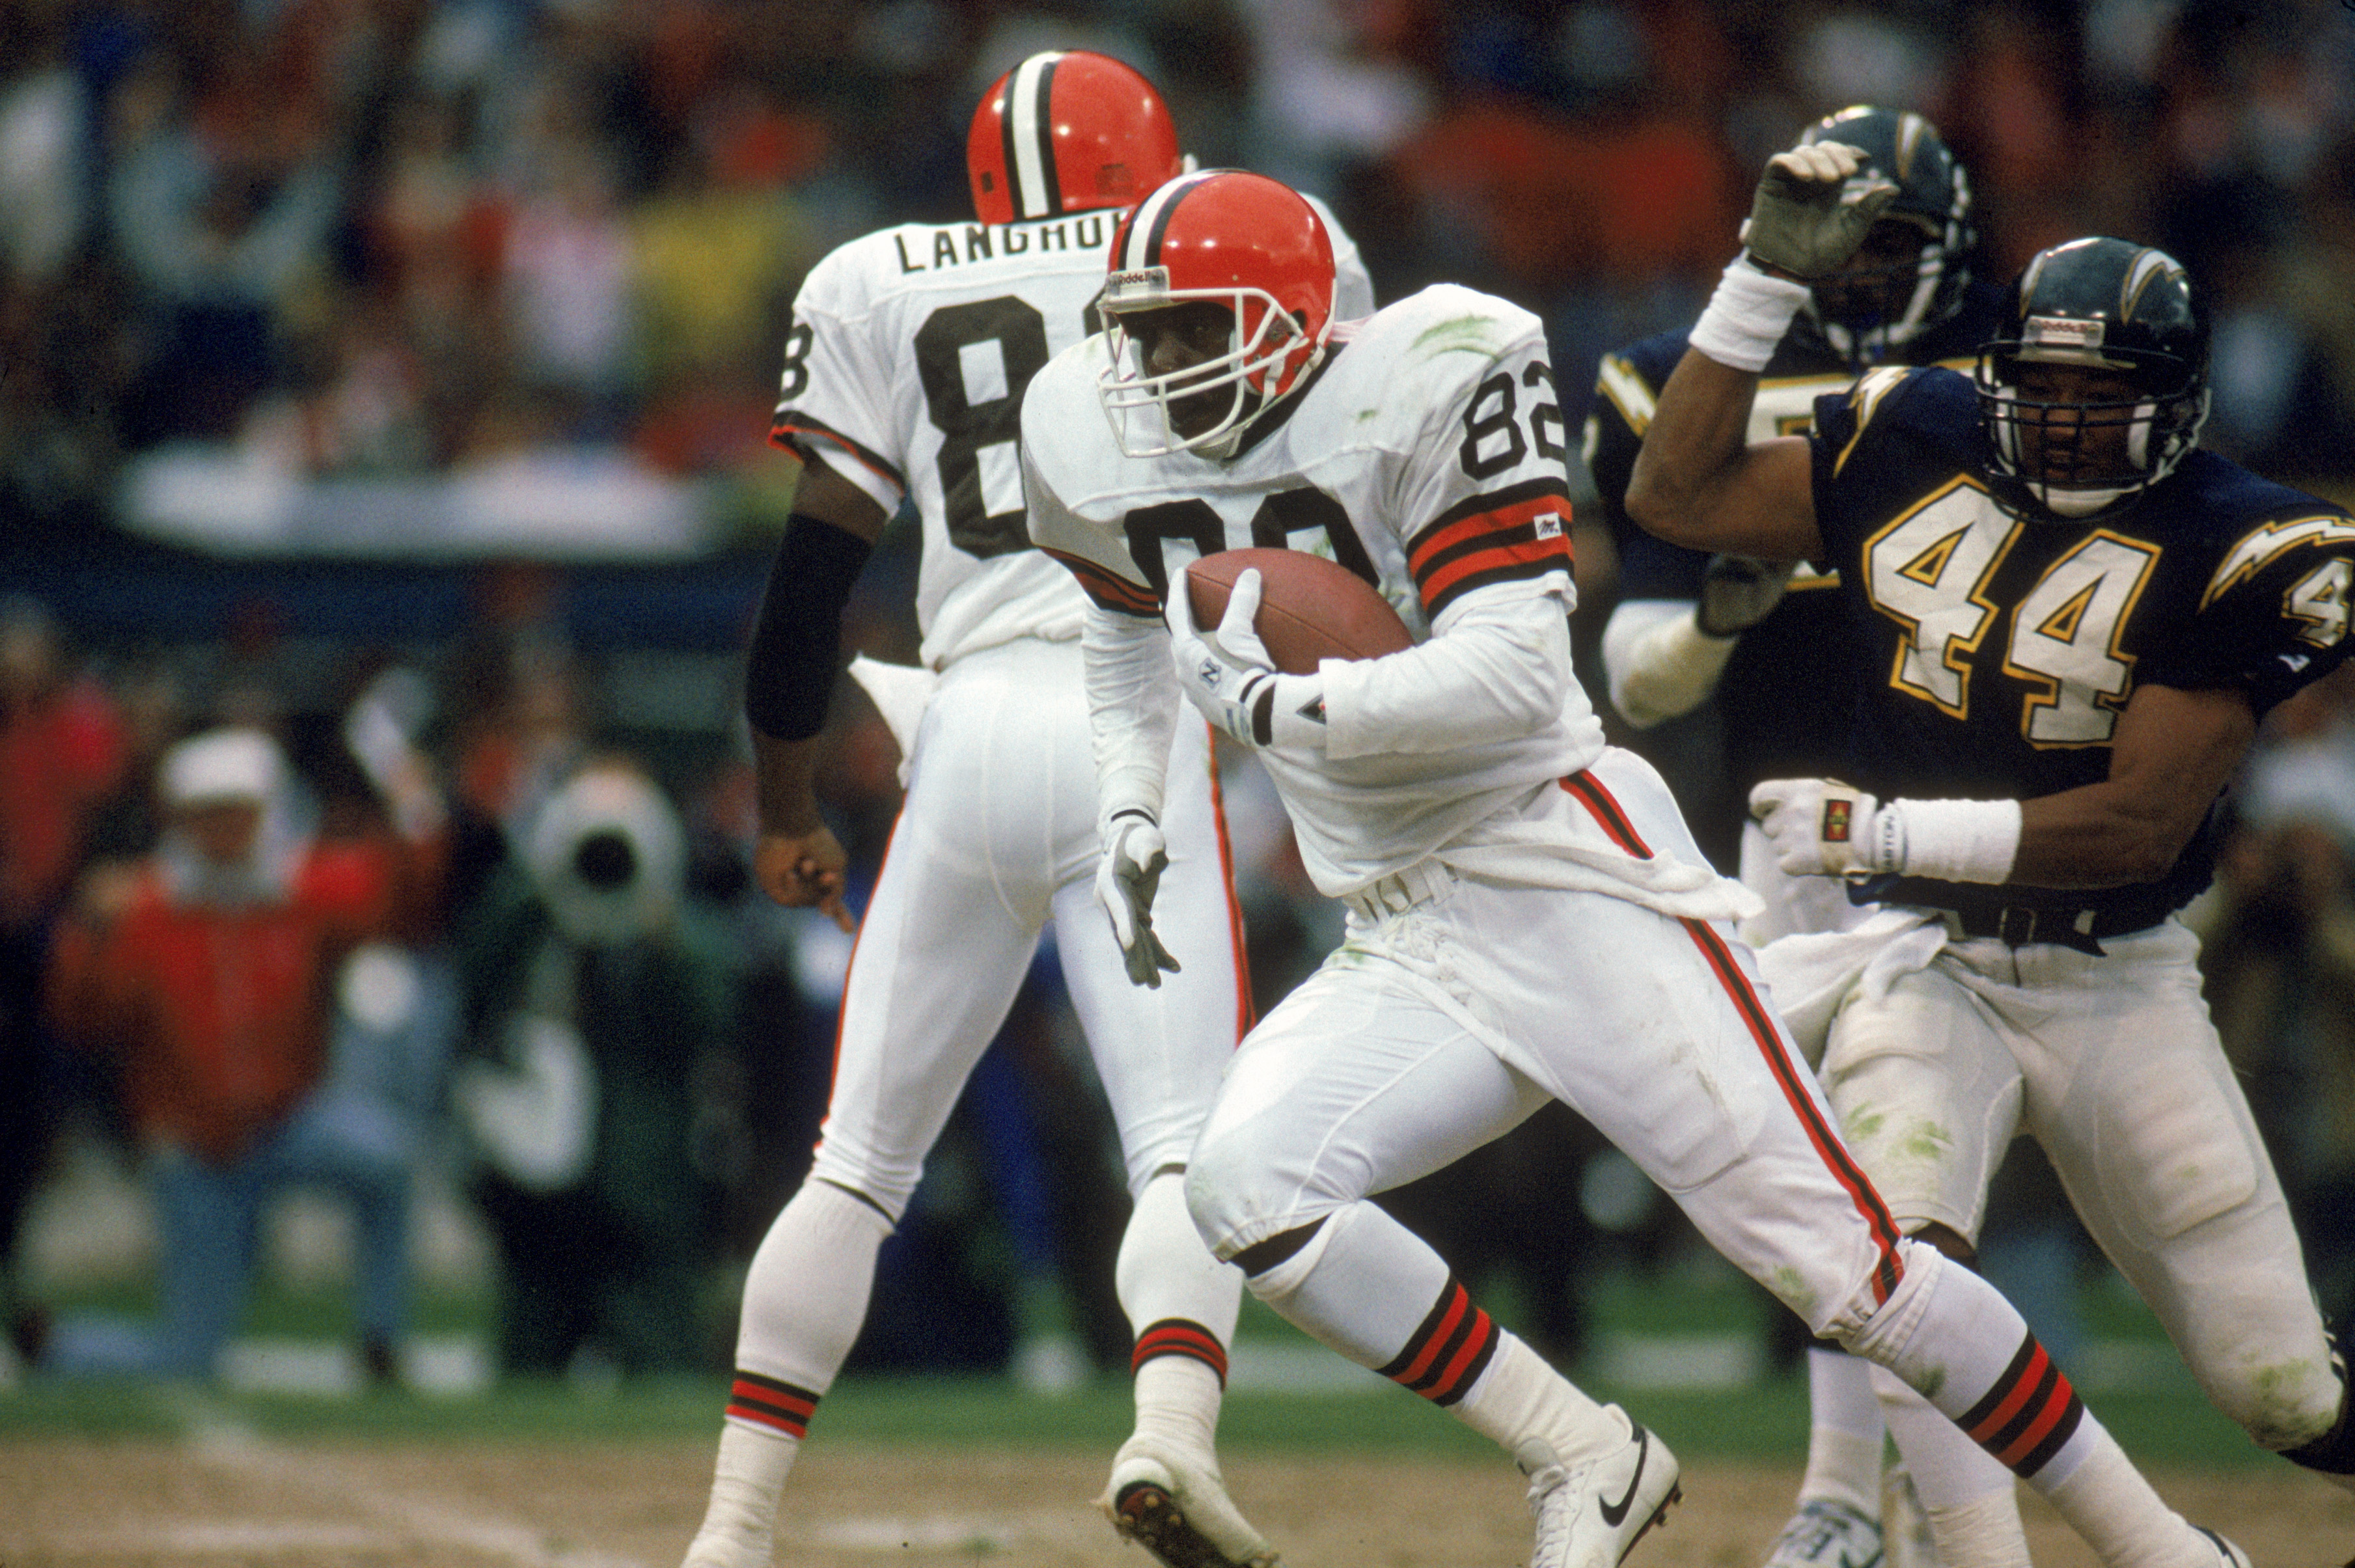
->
xmin=681 ymin=51 xmax=1371 ymax=1568
xmin=1025 ymin=167 xmax=2249 ymax=1568
xmin=1590 ymin=106 xmax=2003 ymax=1568
xmin=1632 ymin=138 xmax=2355 ymax=1567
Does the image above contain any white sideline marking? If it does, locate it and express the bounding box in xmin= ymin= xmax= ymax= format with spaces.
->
xmin=163 ymin=1394 xmax=651 ymax=1568
xmin=4 ymin=1522 xmax=392 ymax=1555
xmin=813 ymin=1509 xmax=1101 ymax=1552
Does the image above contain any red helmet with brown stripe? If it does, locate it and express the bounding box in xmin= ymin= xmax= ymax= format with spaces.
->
xmin=967 ymin=51 xmax=1183 ymax=225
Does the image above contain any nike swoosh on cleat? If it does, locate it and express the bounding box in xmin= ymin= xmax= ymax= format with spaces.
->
xmin=1597 ymin=1426 xmax=1649 ymax=1528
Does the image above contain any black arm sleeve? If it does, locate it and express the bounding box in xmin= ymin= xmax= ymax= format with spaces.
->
xmin=742 ymin=512 xmax=877 ymax=741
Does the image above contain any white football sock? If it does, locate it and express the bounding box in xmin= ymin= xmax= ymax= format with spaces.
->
xmin=1117 ymin=1170 xmax=1243 ymax=1351
xmin=1240 ymin=1201 xmax=1450 ymax=1369
xmin=685 ymin=1179 xmax=894 ymax=1568
xmin=1849 ymin=1241 xmax=2205 ymax=1568
xmin=682 ymin=1422 xmax=797 ymax=1568
xmin=1453 ymin=1330 xmax=1627 ymax=1472
xmin=1798 ymin=1347 xmax=1885 ymax=1519
xmin=1242 ymin=1201 xmax=1618 ymax=1466
xmin=1116 ymin=1170 xmax=1241 ymax=1455
xmin=1128 ymin=1352 xmax=1222 ymax=1457
xmin=1922 ymin=1489 xmax=2035 ymax=1568
xmin=1873 ymin=1362 xmax=2026 ymax=1567
xmin=733 ymin=1178 xmax=892 ymax=1390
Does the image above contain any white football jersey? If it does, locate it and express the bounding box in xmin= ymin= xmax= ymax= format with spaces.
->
xmin=775 ymin=197 xmax=1373 ymax=672
xmin=1023 ymin=283 xmax=1609 ymax=889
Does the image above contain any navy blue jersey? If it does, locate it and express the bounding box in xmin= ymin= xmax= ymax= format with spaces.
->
xmin=1584 ymin=282 xmax=2005 ymax=816
xmin=1810 ymin=363 xmax=2355 ymax=917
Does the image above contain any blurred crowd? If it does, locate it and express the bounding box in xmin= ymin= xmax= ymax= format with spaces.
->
xmin=6 ymin=0 xmax=2355 ymax=1388
xmin=7 ymin=0 xmax=2355 ymax=547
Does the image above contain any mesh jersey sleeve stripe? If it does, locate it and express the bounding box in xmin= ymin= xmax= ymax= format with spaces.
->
xmin=771 ymin=411 xmax=907 ymax=495
xmin=1043 ymin=547 xmax=1162 ymax=617
xmin=1406 ymin=480 xmax=1575 ymax=616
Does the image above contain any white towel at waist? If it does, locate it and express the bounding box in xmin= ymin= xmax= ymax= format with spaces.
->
xmin=1439 ymin=822 xmax=1765 ymax=925
xmin=846 ymin=655 xmax=941 ymax=786
xmin=1754 ymin=905 xmax=1949 ymax=1068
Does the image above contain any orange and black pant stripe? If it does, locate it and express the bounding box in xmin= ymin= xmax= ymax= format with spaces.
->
xmin=1560 ymin=767 xmax=1907 ymax=1304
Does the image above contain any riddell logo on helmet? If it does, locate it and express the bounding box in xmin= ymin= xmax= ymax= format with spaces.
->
xmin=1823 ymin=799 xmax=1852 ymax=842
xmin=1096 ymin=163 xmax=1134 ymax=197
xmin=2024 ymin=316 xmax=2104 ymax=351
xmin=1103 ymin=267 xmax=1170 ymax=303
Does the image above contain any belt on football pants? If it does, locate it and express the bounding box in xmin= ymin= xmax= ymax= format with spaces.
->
xmin=1342 ymin=859 xmax=1457 ymax=921
xmin=1933 ymin=897 xmax=2171 ymax=956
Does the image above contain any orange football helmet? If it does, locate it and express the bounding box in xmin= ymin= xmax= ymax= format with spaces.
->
xmin=1096 ymin=169 xmax=1338 ymax=458
xmin=967 ymin=51 xmax=1183 ymax=225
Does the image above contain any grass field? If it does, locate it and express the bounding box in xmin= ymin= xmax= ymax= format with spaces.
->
xmin=3 ymin=1375 xmax=2350 ymax=1568
xmin=0 ymin=1247 xmax=2298 ymax=1464
xmin=5 ymin=1251 xmax=2351 ymax=1565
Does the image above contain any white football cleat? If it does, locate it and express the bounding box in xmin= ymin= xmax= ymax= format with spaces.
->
xmin=1517 ymin=1414 xmax=1682 ymax=1568
xmin=1762 ymin=1497 xmax=1885 ymax=1568
xmin=1101 ymin=1435 xmax=1279 ymax=1568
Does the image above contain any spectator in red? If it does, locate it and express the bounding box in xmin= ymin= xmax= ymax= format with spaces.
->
xmin=46 ymin=720 xmax=444 ymax=1382
xmin=0 ymin=596 xmax=126 ymax=1374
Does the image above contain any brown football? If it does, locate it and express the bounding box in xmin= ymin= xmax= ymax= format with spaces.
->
xmin=1186 ymin=548 xmax=1413 ymax=676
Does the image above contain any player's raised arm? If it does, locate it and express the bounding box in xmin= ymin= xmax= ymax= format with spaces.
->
xmin=1627 ymin=143 xmax=1896 ymax=561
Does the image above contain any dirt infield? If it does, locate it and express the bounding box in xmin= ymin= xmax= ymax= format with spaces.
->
xmin=4 ymin=1437 xmax=2351 ymax=1568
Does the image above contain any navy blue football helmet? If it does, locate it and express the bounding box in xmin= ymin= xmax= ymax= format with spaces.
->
xmin=1794 ymin=105 xmax=1977 ymax=368
xmin=1976 ymin=237 xmax=2211 ymax=522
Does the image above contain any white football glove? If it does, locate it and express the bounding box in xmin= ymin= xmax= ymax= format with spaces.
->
xmin=1696 ymin=555 xmax=1797 ymax=638
xmin=1165 ymin=568 xmax=1325 ymax=749
xmin=1750 ymin=777 xmax=1901 ymax=879
xmin=1098 ymin=809 xmax=1180 ymax=988
xmin=1740 ymin=141 xmax=1899 ymax=280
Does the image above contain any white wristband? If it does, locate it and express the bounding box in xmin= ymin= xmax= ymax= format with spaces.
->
xmin=1610 ymin=607 xmax=1737 ymax=728
xmin=1687 ymin=256 xmax=1812 ymax=374
xmin=1886 ymin=797 xmax=2022 ymax=885
xmin=1261 ymin=672 xmax=1328 ymax=750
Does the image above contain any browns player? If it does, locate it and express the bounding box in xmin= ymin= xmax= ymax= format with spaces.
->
xmin=680 ymin=52 xmax=1371 ymax=1568
xmin=1632 ymin=140 xmax=2355 ymax=1564
xmin=1024 ymin=167 xmax=2248 ymax=1568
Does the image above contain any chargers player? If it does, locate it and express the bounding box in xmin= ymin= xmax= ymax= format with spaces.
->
xmin=1589 ymin=106 xmax=2002 ymax=1568
xmin=1592 ymin=105 xmax=1996 ymax=939
xmin=1024 ymin=167 xmax=2249 ymax=1568
xmin=680 ymin=52 xmax=1372 ymax=1568
xmin=1630 ymin=139 xmax=2355 ymax=1566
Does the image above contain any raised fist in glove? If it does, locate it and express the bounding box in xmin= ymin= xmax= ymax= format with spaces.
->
xmin=1098 ymin=809 xmax=1181 ymax=988
xmin=1166 ymin=567 xmax=1325 ymax=749
xmin=1741 ymin=141 xmax=1899 ymax=280
xmin=1698 ymin=555 xmax=1797 ymax=637
xmin=1750 ymin=777 xmax=1897 ymax=878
